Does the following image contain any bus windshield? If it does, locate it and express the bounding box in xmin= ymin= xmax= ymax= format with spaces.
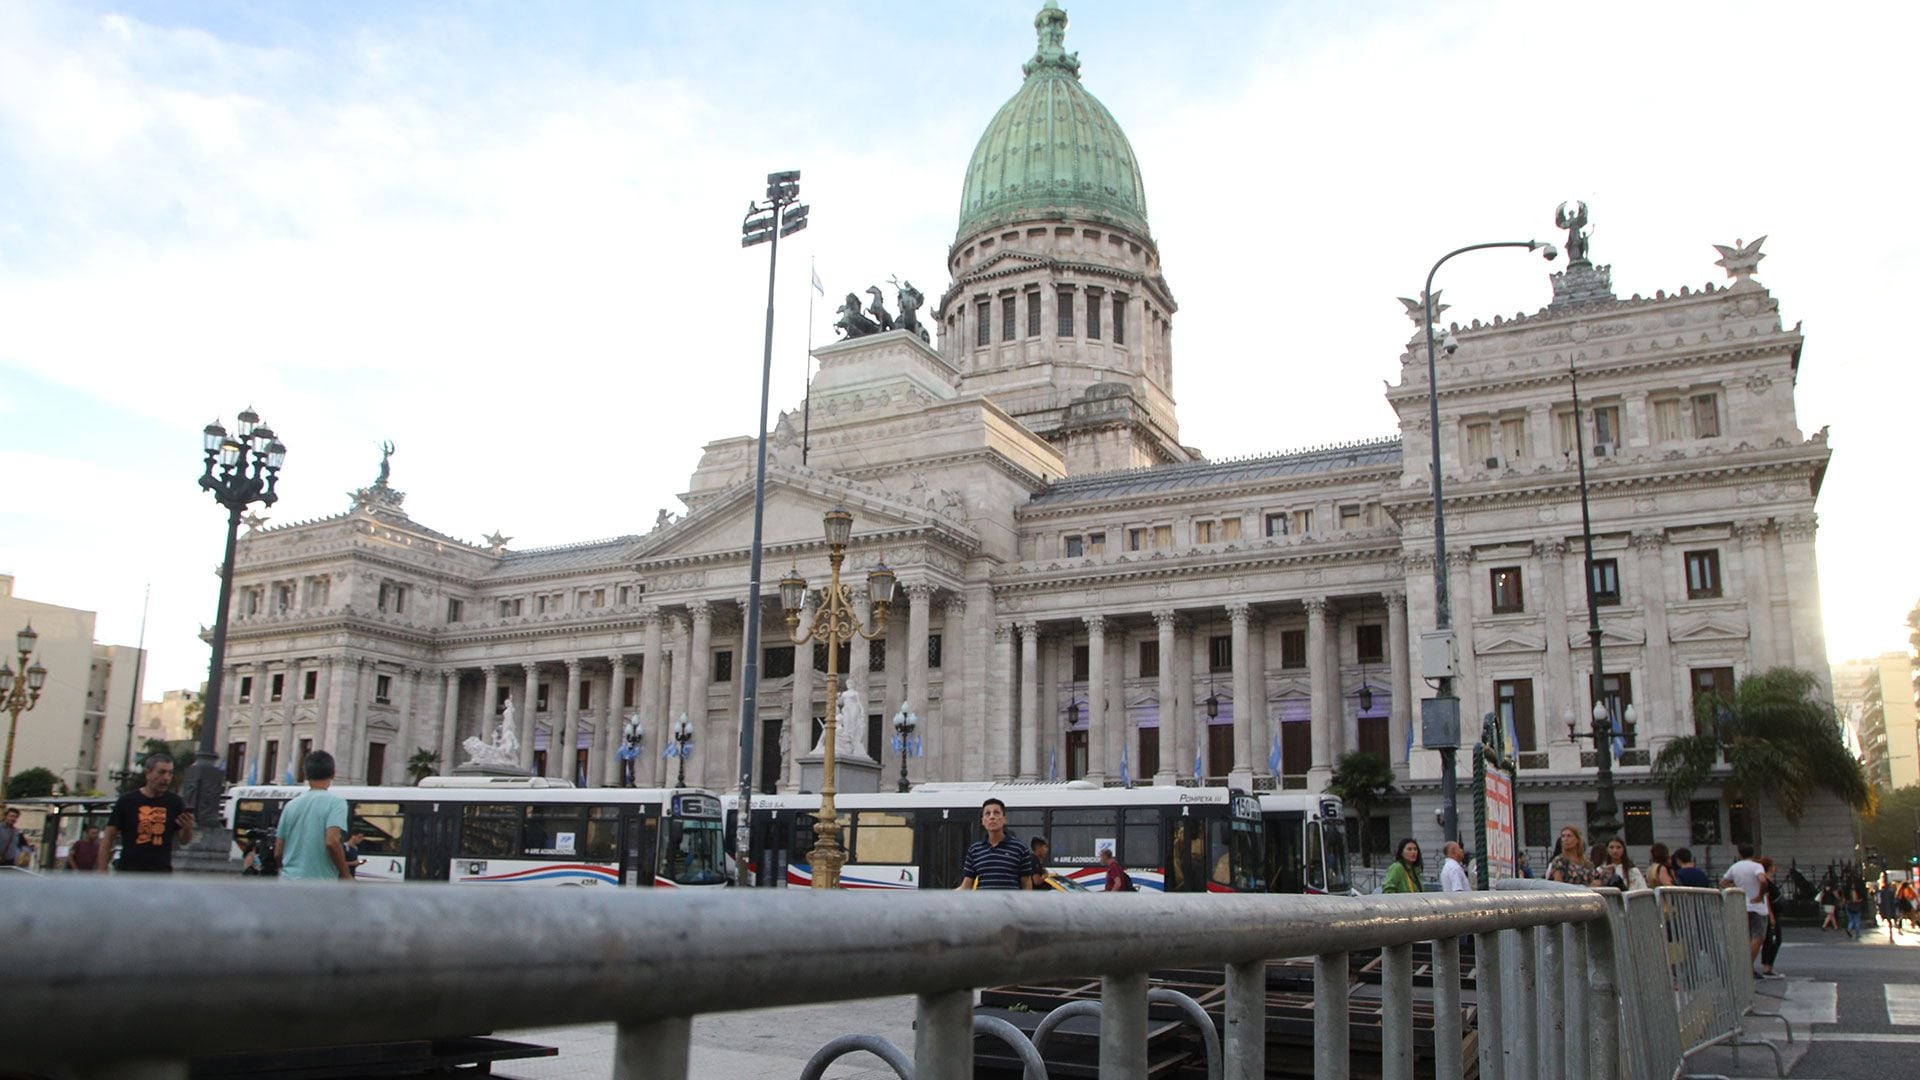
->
xmin=1206 ymin=816 xmax=1266 ymax=892
xmin=662 ymin=816 xmax=728 ymax=886
xmin=1322 ymin=821 xmax=1352 ymax=895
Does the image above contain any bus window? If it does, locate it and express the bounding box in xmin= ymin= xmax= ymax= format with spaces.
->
xmin=851 ymin=811 xmax=913 ymax=864
xmin=1265 ymin=817 xmax=1304 ymax=893
xmin=1234 ymin=817 xmax=1265 ymax=892
xmin=523 ymin=805 xmax=588 ymax=857
xmin=1048 ymin=808 xmax=1116 ymax=864
xmin=1005 ymin=809 xmax=1044 ymax=849
xmin=1207 ymin=820 xmax=1233 ymax=888
xmin=1206 ymin=818 xmax=1262 ymax=891
xmin=583 ymin=806 xmax=620 ymax=860
xmin=350 ymin=803 xmax=404 ymax=856
xmin=233 ymin=799 xmax=280 ymax=847
xmin=459 ymin=804 xmax=521 ymax=859
xmin=1121 ymin=809 xmax=1158 ymax=865
xmin=1168 ymin=819 xmax=1202 ymax=893
xmin=661 ymin=815 xmax=727 ymax=885
xmin=1322 ymin=821 xmax=1352 ymax=894
xmin=1304 ymin=821 xmax=1325 ymax=892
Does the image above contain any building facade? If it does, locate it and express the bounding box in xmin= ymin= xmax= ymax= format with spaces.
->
xmin=215 ymin=5 xmax=1849 ymax=869
xmin=0 ymin=574 xmax=147 ymax=793
xmin=1833 ymin=653 xmax=1919 ymax=792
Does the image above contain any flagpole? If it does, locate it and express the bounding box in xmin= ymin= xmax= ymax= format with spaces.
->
xmin=118 ymin=583 xmax=150 ymax=786
xmin=802 ymin=257 xmax=819 ymax=466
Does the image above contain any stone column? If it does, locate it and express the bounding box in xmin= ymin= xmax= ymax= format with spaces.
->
xmin=563 ymin=659 xmax=584 ymax=785
xmin=1085 ymin=614 xmax=1107 ymax=785
xmin=1386 ymin=592 xmax=1411 ymax=771
xmin=1173 ymin=619 xmax=1194 ymax=782
xmin=1778 ymin=515 xmax=1828 ymax=695
xmin=1306 ymin=599 xmax=1331 ymax=775
xmin=343 ymin=659 xmax=367 ymax=782
xmin=687 ymin=602 xmax=713 ymax=785
xmin=994 ymin=623 xmax=1019 ymax=778
xmin=325 ymin=658 xmax=351 ymax=757
xmin=1632 ymin=530 xmax=1674 ymax=743
xmin=604 ymin=657 xmax=629 ymax=786
xmin=906 ymin=584 xmax=932 ymax=725
xmin=1249 ymin=612 xmax=1270 ymax=781
xmin=1446 ymin=552 xmax=1479 ymax=719
xmin=439 ymin=669 xmax=461 ymax=775
xmin=520 ymin=663 xmax=540 ymax=772
xmin=1228 ymin=603 xmax=1253 ymax=788
xmin=848 ymin=594 xmax=872 ymax=708
xmin=1107 ymin=630 xmax=1126 ymax=782
xmin=1537 ymin=540 xmax=1574 ymax=750
xmin=1017 ymin=621 xmax=1039 ymax=783
xmin=941 ymin=593 xmax=968 ymax=784
xmin=1153 ymin=610 xmax=1177 ymax=785
xmin=1736 ymin=521 xmax=1775 ymax=668
xmin=394 ymin=666 xmax=420 ymax=784
xmin=479 ymin=665 xmax=499 ymax=746
xmin=665 ymin=613 xmax=689 ymax=784
xmin=278 ymin=662 xmax=300 ymax=784
xmin=638 ymin=610 xmax=664 ymax=783
xmin=788 ymin=597 xmax=815 ymax=792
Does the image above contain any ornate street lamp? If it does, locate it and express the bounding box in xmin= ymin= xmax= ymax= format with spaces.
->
xmin=891 ymin=705 xmax=919 ymax=793
xmin=779 ymin=507 xmax=895 ymax=889
xmin=185 ymin=407 xmax=285 ymax=852
xmin=669 ymin=715 xmax=695 ymax=789
xmin=1568 ymin=701 xmax=1636 ymax=843
xmin=1 ymin=623 xmax=49 ymax=806
xmin=1418 ymin=235 xmax=1557 ymax=842
xmin=735 ymin=169 xmax=810 ymax=884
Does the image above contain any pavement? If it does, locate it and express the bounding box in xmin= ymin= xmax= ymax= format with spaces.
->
xmin=492 ymin=924 xmax=1920 ymax=1079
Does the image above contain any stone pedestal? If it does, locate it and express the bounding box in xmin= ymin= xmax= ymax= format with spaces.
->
xmin=798 ymin=752 xmax=881 ymax=794
xmin=175 ymin=825 xmax=242 ymax=874
xmin=452 ymin=761 xmax=534 ymax=779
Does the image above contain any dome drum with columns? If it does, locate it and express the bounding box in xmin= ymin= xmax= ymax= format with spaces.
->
xmin=212 ymin=5 xmax=1847 ymax=871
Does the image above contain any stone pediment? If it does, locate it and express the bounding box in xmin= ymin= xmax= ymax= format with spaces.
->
xmin=1669 ymin=616 xmax=1749 ymax=643
xmin=1474 ymin=631 xmax=1546 ymax=656
xmin=629 ymin=467 xmax=970 ymax=566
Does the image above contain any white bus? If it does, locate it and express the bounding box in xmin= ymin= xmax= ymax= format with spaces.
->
xmin=1258 ymin=792 xmax=1354 ymax=896
xmin=226 ymin=778 xmax=728 ymax=887
xmin=726 ymin=782 xmax=1267 ymax=893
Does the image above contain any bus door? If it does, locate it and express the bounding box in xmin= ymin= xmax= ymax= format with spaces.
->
xmin=758 ymin=811 xmax=792 ymax=887
xmin=917 ymin=809 xmax=972 ymax=891
xmin=402 ymin=803 xmax=455 ymax=882
xmin=620 ymin=806 xmax=658 ymax=887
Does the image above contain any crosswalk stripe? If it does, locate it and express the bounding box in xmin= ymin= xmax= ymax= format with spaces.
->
xmin=1888 ymin=984 xmax=1920 ymax=1026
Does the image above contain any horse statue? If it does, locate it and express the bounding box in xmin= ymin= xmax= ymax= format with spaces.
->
xmin=865 ymin=286 xmax=895 ymax=331
xmin=834 ymin=292 xmax=882 ymax=338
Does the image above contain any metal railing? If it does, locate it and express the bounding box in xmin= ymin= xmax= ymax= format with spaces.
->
xmin=3 ymin=877 xmax=1614 ymax=1079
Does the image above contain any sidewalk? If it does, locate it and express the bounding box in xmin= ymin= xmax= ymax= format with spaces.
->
xmin=500 ymin=996 xmax=918 ymax=1080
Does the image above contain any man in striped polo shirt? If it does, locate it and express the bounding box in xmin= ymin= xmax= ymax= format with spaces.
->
xmin=957 ymin=798 xmax=1035 ymax=890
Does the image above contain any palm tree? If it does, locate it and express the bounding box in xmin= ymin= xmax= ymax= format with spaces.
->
xmin=1652 ymin=666 xmax=1869 ymax=846
xmin=406 ymin=748 xmax=441 ymax=786
xmin=1328 ymin=750 xmax=1396 ymax=867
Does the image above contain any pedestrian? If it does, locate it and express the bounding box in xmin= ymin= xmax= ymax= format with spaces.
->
xmin=99 ymin=753 xmax=195 ymax=873
xmin=1757 ymin=856 xmax=1783 ymax=978
xmin=1546 ymin=825 xmax=1591 ymax=884
xmin=1101 ymin=848 xmax=1136 ymax=892
xmin=1879 ymin=878 xmax=1902 ymax=940
xmin=1593 ymin=837 xmax=1648 ymax=891
xmin=1515 ymin=850 xmax=1534 ymax=879
xmin=1817 ymin=881 xmax=1839 ymax=931
xmin=1720 ymin=844 xmax=1770 ymax=973
xmin=1646 ymin=843 xmax=1676 ymax=889
xmin=1028 ymin=836 xmax=1054 ymax=890
xmin=343 ymin=831 xmax=367 ymax=878
xmin=274 ymin=750 xmax=354 ymax=882
xmin=1845 ymin=878 xmax=1865 ymax=938
xmin=956 ymin=798 xmax=1035 ymax=891
xmin=65 ymin=825 xmax=102 ymax=871
xmin=1899 ymin=879 xmax=1918 ymax=930
xmin=1440 ymin=841 xmax=1471 ymax=893
xmin=1382 ymin=838 xmax=1423 ymax=894
xmin=1672 ymin=848 xmax=1712 ymax=888
xmin=1 ymin=806 xmax=34 ymax=869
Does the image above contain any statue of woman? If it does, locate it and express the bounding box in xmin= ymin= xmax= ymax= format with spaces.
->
xmin=835 ymin=688 xmax=867 ymax=759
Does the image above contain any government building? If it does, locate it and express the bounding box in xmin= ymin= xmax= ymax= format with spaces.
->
xmin=216 ymin=4 xmax=1847 ymax=870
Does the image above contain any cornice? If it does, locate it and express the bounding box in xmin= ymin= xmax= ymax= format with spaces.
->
xmin=991 ymin=529 xmax=1404 ymax=593
xmin=1388 ymin=331 xmax=1802 ymax=405
xmin=1380 ymin=442 xmax=1829 ymax=515
xmin=1017 ymin=465 xmax=1401 ymax=521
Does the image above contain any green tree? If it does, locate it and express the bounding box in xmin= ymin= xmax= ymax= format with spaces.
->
xmin=1328 ymin=750 xmax=1396 ymax=867
xmin=1859 ymin=782 xmax=1920 ymax=869
xmin=406 ymin=748 xmax=442 ymax=785
xmin=182 ymin=692 xmax=204 ymax=739
xmin=4 ymin=765 xmax=62 ymax=799
xmin=1652 ymin=666 xmax=1870 ymax=846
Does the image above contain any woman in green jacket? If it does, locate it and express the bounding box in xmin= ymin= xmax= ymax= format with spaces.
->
xmin=1382 ymin=837 xmax=1424 ymax=894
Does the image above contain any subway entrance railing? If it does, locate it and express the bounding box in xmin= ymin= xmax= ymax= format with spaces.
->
xmin=0 ymin=877 xmax=1755 ymax=1079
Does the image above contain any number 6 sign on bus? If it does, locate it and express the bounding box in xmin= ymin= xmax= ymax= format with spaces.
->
xmin=1483 ymin=767 xmax=1515 ymax=882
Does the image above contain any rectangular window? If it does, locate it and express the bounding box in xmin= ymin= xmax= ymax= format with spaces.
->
xmin=1026 ymin=291 xmax=1041 ymax=337
xmin=375 ymin=674 xmax=392 ymax=705
xmin=536 ymin=683 xmax=551 ymax=712
xmin=1064 ymin=534 xmax=1084 ymax=558
xmin=459 ymin=804 xmax=522 ymax=858
xmin=1194 ymin=520 xmax=1214 ymax=544
xmin=1589 ymin=558 xmax=1620 ymax=605
xmin=1622 ymin=801 xmax=1654 ymax=845
xmin=713 ymin=650 xmax=734 ymax=683
xmin=1689 ymin=800 xmax=1722 ymax=845
xmin=1071 ymin=644 xmax=1090 ymax=682
xmin=1593 ymin=672 xmax=1635 ymax=747
xmin=499 ymin=598 xmax=522 ymax=618
xmin=1689 ymin=666 xmax=1736 ymax=736
xmin=1490 ymin=567 xmax=1524 ymax=613
xmin=1127 ymin=527 xmax=1147 ymax=552
xmin=269 ymin=673 xmax=285 ymax=702
xmin=927 ymin=633 xmax=943 ymax=670
xmin=243 ymin=588 xmax=261 ymax=616
xmin=1279 ymin=629 xmax=1307 ymax=669
xmin=1495 ymin=678 xmax=1536 ymax=753
xmin=274 ymin=583 xmax=293 ymax=612
xmin=1292 ymin=509 xmax=1314 ymax=535
xmin=593 ymin=588 xmax=606 ymax=607
xmin=225 ymin=742 xmax=246 ymax=784
xmin=763 ymin=646 xmax=795 ymax=679
xmin=812 ymin=641 xmax=851 ymax=674
xmin=303 ymin=670 xmax=318 ymax=700
xmin=1556 ymin=408 xmax=1579 ymax=455
xmin=1086 ymin=289 xmax=1102 ymax=339
xmin=1208 ymin=635 xmax=1232 ymax=673
xmin=1112 ymin=295 xmax=1126 ymax=345
xmin=377 ymin=581 xmax=406 ymax=614
xmin=238 ymin=675 xmax=253 ymax=704
xmin=1684 ymin=550 xmax=1721 ymax=598
xmin=1002 ymin=295 xmax=1017 ymax=342
xmin=578 ymin=680 xmax=593 ymax=710
xmin=1592 ymin=405 xmax=1621 ymax=451
xmin=976 ymin=301 xmax=990 ymax=347
xmin=621 ymin=674 xmax=636 ymax=708
xmin=1138 ymin=640 xmax=1159 ymax=678
xmin=1727 ymin=800 xmax=1753 ymax=846
xmin=1522 ymin=803 xmax=1553 ymax=853
xmin=851 ymin=810 xmax=915 ymax=865
xmin=296 ymin=738 xmax=312 ymax=781
xmin=446 ymin=598 xmax=463 ymax=623
xmin=1691 ymin=393 xmax=1720 ymax=438
xmin=1221 ymin=517 xmax=1241 ymax=540
xmin=1057 ymin=288 xmax=1074 ymax=336
xmin=1338 ymin=504 xmax=1363 ymax=529
xmin=1264 ymin=512 xmax=1288 ymax=537
xmin=1085 ymin=531 xmax=1106 ymax=555
xmin=1653 ymin=397 xmax=1683 ymax=442
xmin=1499 ymin=415 xmax=1526 ymax=459
xmin=536 ymin=594 xmax=553 ymax=615
xmin=1355 ymin=624 xmax=1385 ymax=664
xmin=617 ymin=585 xmax=631 ymax=606
xmin=262 ymin=740 xmax=278 ymax=784
xmin=869 ymin=639 xmax=886 ymax=672
xmin=1153 ymin=524 xmax=1172 ymax=548
xmin=1466 ymin=421 xmax=1493 ymax=464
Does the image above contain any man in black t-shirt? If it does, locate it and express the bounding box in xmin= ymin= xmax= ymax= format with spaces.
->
xmin=100 ymin=753 xmax=195 ymax=873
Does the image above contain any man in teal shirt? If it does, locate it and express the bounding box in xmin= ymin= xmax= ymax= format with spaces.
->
xmin=275 ymin=750 xmax=353 ymax=882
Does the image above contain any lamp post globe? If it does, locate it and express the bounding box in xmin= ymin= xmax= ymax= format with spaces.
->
xmin=892 ymin=706 xmax=918 ymax=793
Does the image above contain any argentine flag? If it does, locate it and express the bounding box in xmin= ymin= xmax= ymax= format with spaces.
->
xmin=1119 ymin=744 xmax=1132 ymax=789
xmin=1192 ymin=734 xmax=1205 ymax=782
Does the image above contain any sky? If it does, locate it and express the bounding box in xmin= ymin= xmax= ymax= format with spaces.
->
xmin=2 ymin=0 xmax=1916 ymax=703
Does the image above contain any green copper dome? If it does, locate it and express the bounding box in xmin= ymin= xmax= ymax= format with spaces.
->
xmin=957 ymin=3 xmax=1149 ymax=241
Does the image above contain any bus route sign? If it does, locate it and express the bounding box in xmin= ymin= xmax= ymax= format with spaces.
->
xmin=1484 ymin=767 xmax=1515 ymax=881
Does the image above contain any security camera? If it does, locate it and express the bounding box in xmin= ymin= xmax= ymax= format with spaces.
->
xmin=1442 ymin=332 xmax=1459 ymax=356
xmin=1541 ymin=243 xmax=1560 ymax=262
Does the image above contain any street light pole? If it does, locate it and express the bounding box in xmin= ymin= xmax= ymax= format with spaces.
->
xmin=779 ymin=508 xmax=895 ymax=889
xmin=184 ymin=408 xmax=285 ymax=861
xmin=735 ymin=170 xmax=809 ymax=885
xmin=1565 ymin=356 xmax=1628 ymax=842
xmin=1422 ymin=239 xmax=1557 ymax=842
xmin=892 ymin=705 xmax=919 ymax=793
xmin=1 ymin=624 xmax=49 ymax=807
